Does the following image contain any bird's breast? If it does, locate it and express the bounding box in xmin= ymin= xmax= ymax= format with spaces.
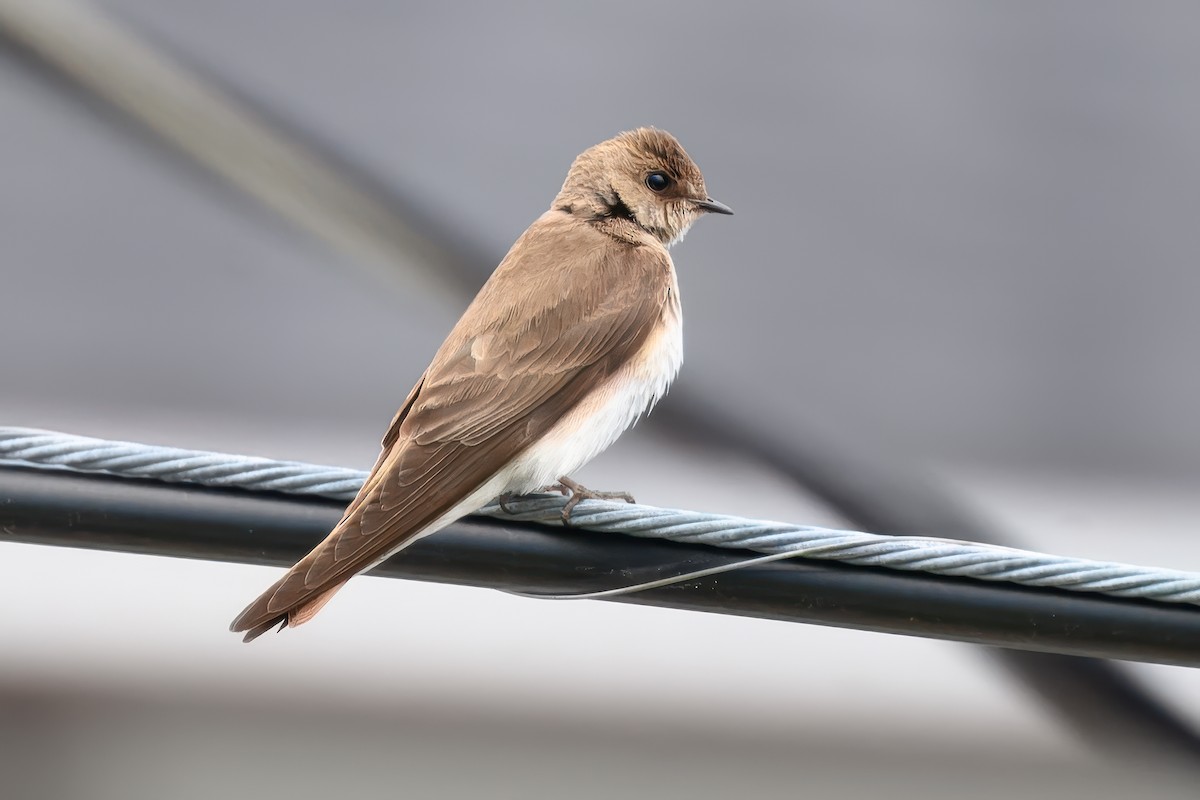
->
xmin=502 ymin=282 xmax=683 ymax=492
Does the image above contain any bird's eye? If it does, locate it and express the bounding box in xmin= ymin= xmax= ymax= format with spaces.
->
xmin=645 ymin=172 xmax=672 ymax=192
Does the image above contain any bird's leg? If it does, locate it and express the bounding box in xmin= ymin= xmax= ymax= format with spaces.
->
xmin=497 ymin=478 xmax=635 ymax=522
xmin=497 ymin=483 xmax=569 ymax=514
xmin=556 ymin=476 xmax=636 ymax=525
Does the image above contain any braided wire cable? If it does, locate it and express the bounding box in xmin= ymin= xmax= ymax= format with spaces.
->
xmin=0 ymin=427 xmax=365 ymax=499
xmin=3 ymin=426 xmax=1199 ymax=607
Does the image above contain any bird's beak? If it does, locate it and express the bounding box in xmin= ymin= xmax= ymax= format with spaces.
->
xmin=693 ymin=197 xmax=734 ymax=215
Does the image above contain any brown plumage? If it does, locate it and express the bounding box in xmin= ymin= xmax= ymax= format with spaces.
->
xmin=230 ymin=128 xmax=731 ymax=641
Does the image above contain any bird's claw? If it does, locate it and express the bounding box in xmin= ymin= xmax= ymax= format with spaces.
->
xmin=497 ymin=484 xmax=569 ymax=514
xmin=556 ymin=477 xmax=635 ymax=525
xmin=497 ymin=479 xmax=634 ymax=524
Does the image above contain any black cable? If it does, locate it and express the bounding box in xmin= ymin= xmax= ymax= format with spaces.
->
xmin=664 ymin=398 xmax=1200 ymax=765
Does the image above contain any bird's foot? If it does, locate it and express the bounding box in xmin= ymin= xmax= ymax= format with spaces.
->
xmin=555 ymin=476 xmax=635 ymax=525
xmin=497 ymin=478 xmax=635 ymax=523
xmin=497 ymin=483 xmax=569 ymax=514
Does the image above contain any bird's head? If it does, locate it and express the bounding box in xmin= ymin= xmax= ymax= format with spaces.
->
xmin=554 ymin=127 xmax=732 ymax=247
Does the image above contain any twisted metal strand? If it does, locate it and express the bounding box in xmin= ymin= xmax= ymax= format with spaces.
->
xmin=0 ymin=428 xmax=365 ymax=500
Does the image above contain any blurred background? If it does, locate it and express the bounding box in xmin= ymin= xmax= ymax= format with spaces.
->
xmin=1 ymin=1 xmax=1198 ymax=797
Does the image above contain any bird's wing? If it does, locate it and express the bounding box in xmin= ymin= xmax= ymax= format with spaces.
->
xmin=230 ymin=216 xmax=672 ymax=639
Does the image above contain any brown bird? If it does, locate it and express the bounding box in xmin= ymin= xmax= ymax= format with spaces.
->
xmin=230 ymin=128 xmax=732 ymax=641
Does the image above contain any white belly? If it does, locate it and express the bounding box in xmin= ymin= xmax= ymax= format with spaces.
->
xmin=501 ymin=296 xmax=683 ymax=493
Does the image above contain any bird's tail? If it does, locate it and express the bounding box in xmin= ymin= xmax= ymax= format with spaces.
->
xmin=229 ymin=555 xmax=349 ymax=643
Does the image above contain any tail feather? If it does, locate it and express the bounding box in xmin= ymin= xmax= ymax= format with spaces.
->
xmin=229 ymin=543 xmax=351 ymax=644
xmin=230 ymin=477 xmax=379 ymax=642
xmin=237 ymin=614 xmax=288 ymax=643
xmin=232 ymin=579 xmax=350 ymax=643
xmin=289 ymin=583 xmax=347 ymax=627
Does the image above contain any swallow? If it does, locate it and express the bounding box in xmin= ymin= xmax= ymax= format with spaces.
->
xmin=230 ymin=128 xmax=731 ymax=640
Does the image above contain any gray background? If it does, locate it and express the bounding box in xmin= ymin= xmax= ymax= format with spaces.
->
xmin=5 ymin=0 xmax=1199 ymax=475
xmin=1 ymin=2 xmax=1198 ymax=798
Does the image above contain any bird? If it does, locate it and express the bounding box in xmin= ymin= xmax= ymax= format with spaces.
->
xmin=230 ymin=127 xmax=732 ymax=641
